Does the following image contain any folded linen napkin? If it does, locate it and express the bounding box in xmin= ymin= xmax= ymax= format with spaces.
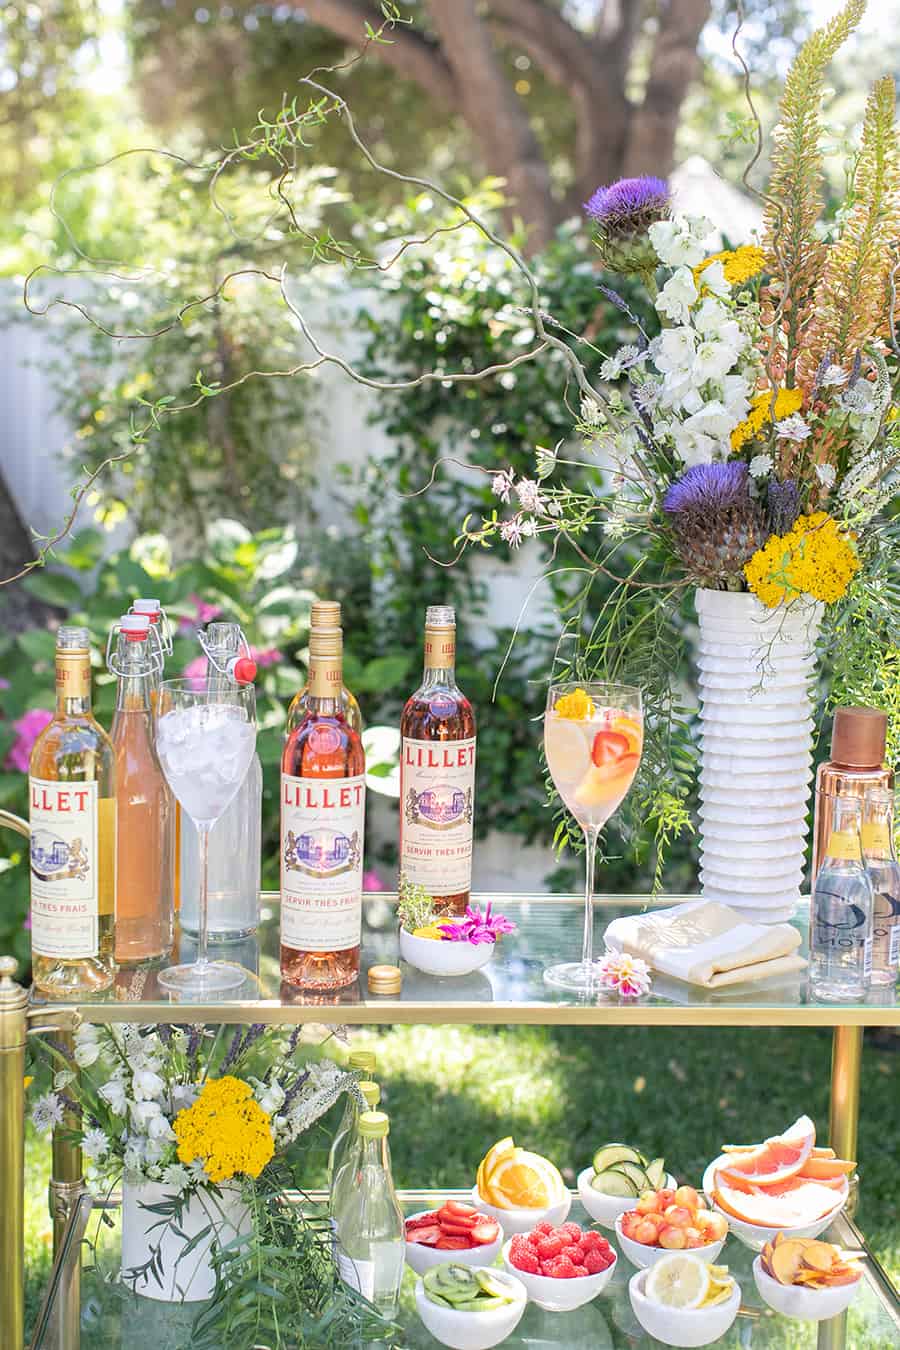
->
xmin=603 ymin=899 xmax=807 ymax=989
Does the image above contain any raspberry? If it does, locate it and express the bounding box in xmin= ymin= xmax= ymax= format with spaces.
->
xmin=549 ymin=1254 xmax=576 ymax=1279
xmin=582 ymin=1230 xmax=606 ymax=1252
xmin=526 ymin=1231 xmax=543 ymax=1249
xmin=536 ymin=1235 xmax=564 ymax=1260
xmin=573 ymin=1265 xmax=589 ymax=1277
xmin=583 ymin=1249 xmax=609 ymax=1275
xmin=533 ymin=1221 xmax=555 ymax=1236
xmin=559 ymin=1222 xmax=583 ymax=1242
xmin=511 ymin=1248 xmax=540 ymax=1274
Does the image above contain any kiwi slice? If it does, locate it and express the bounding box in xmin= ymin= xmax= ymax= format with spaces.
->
xmin=591 ymin=1168 xmax=638 ymax=1196
xmin=475 ymin=1270 xmax=512 ymax=1300
xmin=425 ymin=1292 xmax=453 ymax=1308
xmin=592 ymin=1144 xmax=644 ymax=1173
xmin=454 ymin=1297 xmax=511 ymax=1312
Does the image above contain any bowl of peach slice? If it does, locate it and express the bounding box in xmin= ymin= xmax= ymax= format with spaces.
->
xmin=753 ymin=1235 xmax=862 ymax=1321
xmin=615 ymin=1186 xmax=728 ymax=1269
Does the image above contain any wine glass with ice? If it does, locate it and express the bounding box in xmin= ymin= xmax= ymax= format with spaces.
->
xmin=155 ymin=678 xmax=257 ymax=993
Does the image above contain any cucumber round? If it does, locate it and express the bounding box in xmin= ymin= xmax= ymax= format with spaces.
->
xmin=592 ymin=1143 xmax=644 ymax=1173
xmin=615 ymin=1160 xmax=651 ymax=1191
xmin=591 ymin=1168 xmax=638 ymax=1196
xmin=645 ymin=1157 xmax=666 ymax=1189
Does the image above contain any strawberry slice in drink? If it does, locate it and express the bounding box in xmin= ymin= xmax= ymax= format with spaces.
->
xmin=591 ymin=730 xmax=629 ymax=766
xmin=440 ymin=1220 xmax=480 ymax=1237
xmin=443 ymin=1201 xmax=479 ymax=1219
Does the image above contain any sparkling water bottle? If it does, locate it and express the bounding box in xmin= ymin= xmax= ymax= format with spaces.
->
xmin=810 ymin=795 xmax=874 ymax=1001
xmin=861 ymin=788 xmax=900 ymax=987
xmin=333 ymin=1111 xmax=405 ymax=1318
xmin=180 ymin=623 xmax=261 ymax=937
xmin=330 ymin=1079 xmax=380 ymax=1216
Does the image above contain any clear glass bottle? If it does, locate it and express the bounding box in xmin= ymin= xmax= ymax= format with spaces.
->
xmin=330 ymin=1079 xmax=381 ymax=1200
xmin=179 ymin=623 xmax=262 ymax=937
xmin=399 ymin=605 xmax=476 ymax=914
xmin=29 ymin=627 xmax=116 ymax=996
xmin=861 ymin=788 xmax=900 ymax=987
xmin=327 ymin=1049 xmax=376 ymax=1185
xmin=281 ymin=624 xmax=366 ymax=989
xmin=333 ymin=1110 xmax=405 ymax=1318
xmin=109 ymin=616 xmax=175 ymax=964
xmin=287 ymin=600 xmax=362 ymax=736
xmin=810 ymin=795 xmax=874 ymax=1001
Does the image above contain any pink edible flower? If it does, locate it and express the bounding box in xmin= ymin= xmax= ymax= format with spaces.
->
xmin=182 ymin=655 xmax=208 ymax=691
xmin=5 ymin=708 xmax=53 ymax=773
xmin=251 ymin=646 xmax=282 ymax=668
xmin=597 ymin=951 xmax=652 ymax=1000
xmin=178 ymin=595 xmax=223 ymax=634
xmin=363 ymin=869 xmax=387 ymax=893
xmin=438 ymin=901 xmax=516 ymax=946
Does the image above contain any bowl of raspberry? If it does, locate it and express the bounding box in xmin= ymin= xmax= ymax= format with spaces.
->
xmin=502 ymin=1221 xmax=617 ymax=1311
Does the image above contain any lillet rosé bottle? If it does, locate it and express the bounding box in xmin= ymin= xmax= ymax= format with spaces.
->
xmin=280 ymin=621 xmax=366 ymax=990
xmin=399 ymin=606 xmax=476 ymax=915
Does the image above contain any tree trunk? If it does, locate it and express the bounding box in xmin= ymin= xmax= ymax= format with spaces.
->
xmin=623 ymin=0 xmax=711 ymax=178
xmin=0 ymin=468 xmax=60 ymax=632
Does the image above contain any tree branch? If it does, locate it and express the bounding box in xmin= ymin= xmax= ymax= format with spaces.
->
xmin=624 ymin=0 xmax=711 ymax=177
xmin=291 ymin=0 xmax=457 ymax=105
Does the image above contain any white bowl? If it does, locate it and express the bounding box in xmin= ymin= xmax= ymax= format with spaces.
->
xmin=702 ymin=1157 xmax=848 ymax=1251
xmin=614 ymin=1214 xmax=726 ymax=1269
xmin=628 ymin=1266 xmax=741 ymax=1347
xmin=577 ymin=1167 xmax=678 ymax=1230
xmin=470 ymin=1185 xmax=571 ymax=1237
xmin=500 ymin=1237 xmax=616 ymax=1311
xmin=405 ymin=1210 xmax=502 ymax=1276
xmin=752 ymin=1255 xmax=862 ymax=1321
xmin=400 ymin=928 xmax=494 ymax=978
xmin=414 ymin=1268 xmax=527 ymax=1350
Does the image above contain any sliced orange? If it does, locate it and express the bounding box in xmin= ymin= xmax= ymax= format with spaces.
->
xmin=610 ymin=713 xmax=643 ymax=756
xmin=487 ymin=1150 xmax=565 ymax=1209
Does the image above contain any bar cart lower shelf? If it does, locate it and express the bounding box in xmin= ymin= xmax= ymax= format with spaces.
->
xmin=32 ymin=1191 xmax=900 ymax=1350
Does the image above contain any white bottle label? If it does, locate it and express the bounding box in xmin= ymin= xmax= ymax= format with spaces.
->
xmin=863 ymin=936 xmax=873 ymax=979
xmin=889 ymin=922 xmax=900 ymax=966
xmin=29 ymin=777 xmax=99 ymax=958
xmin=280 ymin=772 xmax=364 ymax=951
xmin=401 ymin=736 xmax=476 ymax=893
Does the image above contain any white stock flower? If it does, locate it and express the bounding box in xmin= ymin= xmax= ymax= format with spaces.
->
xmin=649 ymin=215 xmax=714 ymax=268
xmin=682 ymin=401 xmax=736 ymax=441
xmin=81 ymin=1128 xmax=109 ymax=1161
xmin=54 ymin=1069 xmax=76 ymax=1092
xmin=699 ymin=259 xmax=731 ymax=297
xmin=257 ymin=1082 xmax=286 ymax=1116
xmin=656 ymin=267 xmax=698 ymax=324
xmin=775 ymin=414 xmax=811 ymax=442
xmin=672 ymin=427 xmax=717 ymax=467
xmin=74 ymin=1038 xmax=100 ymax=1068
xmin=815 ymin=462 xmax=837 ymax=488
xmin=721 ymin=374 xmax=751 ymax=421
xmin=32 ymin=1093 xmax=65 ymax=1134
xmin=132 ymin=1068 xmax=166 ymax=1102
xmin=749 ymin=453 xmax=774 ymax=478
xmin=654 ymin=327 xmax=696 ymax=375
xmin=693 ymin=338 xmax=739 ymax=385
xmin=98 ymin=1078 xmax=128 ymax=1116
xmin=692 ymin=297 xmax=731 ymax=337
xmin=129 ymin=1099 xmax=163 ymax=1132
xmin=147 ymin=1113 xmax=176 ymax=1142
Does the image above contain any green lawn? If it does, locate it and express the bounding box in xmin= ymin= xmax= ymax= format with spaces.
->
xmin=23 ymin=1025 xmax=899 ymax=1341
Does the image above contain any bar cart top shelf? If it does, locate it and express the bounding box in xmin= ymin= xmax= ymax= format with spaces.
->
xmin=29 ymin=893 xmax=900 ymax=1026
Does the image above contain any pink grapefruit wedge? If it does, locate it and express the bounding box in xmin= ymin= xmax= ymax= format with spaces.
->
xmin=713 ymin=1177 xmax=845 ymax=1229
xmin=717 ymin=1114 xmax=815 ymax=1189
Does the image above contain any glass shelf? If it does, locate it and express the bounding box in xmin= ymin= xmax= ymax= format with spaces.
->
xmin=28 ymin=894 xmax=900 ymax=1026
xmin=32 ymin=1191 xmax=900 ymax=1350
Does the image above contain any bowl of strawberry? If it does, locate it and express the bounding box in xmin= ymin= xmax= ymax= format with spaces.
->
xmin=405 ymin=1202 xmax=504 ymax=1275
xmin=502 ymin=1222 xmax=617 ymax=1311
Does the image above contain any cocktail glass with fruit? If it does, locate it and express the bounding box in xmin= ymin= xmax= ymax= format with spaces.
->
xmin=544 ymin=682 xmax=643 ymax=992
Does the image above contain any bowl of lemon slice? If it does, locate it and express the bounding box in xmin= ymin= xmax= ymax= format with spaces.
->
xmin=629 ymin=1252 xmax=740 ymax=1348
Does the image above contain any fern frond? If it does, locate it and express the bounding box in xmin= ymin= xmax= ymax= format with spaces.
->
xmin=800 ymin=76 xmax=900 ymax=387
xmin=762 ymin=0 xmax=867 ymax=384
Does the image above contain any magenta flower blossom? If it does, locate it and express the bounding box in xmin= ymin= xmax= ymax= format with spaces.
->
xmin=251 ymin=646 xmax=282 ymax=668
xmin=178 ymin=594 xmax=223 ymax=633
xmin=5 ymin=708 xmax=53 ymax=773
xmin=182 ymin=655 xmax=208 ymax=691
xmin=597 ymin=951 xmax=652 ymax=1000
xmin=363 ymin=869 xmax=387 ymax=893
xmin=439 ymin=902 xmax=516 ymax=946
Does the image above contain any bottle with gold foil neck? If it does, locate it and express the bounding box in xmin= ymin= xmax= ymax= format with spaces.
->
xmin=29 ymin=627 xmax=116 ymax=997
xmin=286 ymin=600 xmax=362 ymax=737
xmin=811 ymin=707 xmax=893 ymax=884
xmin=860 ymin=788 xmax=900 ymax=987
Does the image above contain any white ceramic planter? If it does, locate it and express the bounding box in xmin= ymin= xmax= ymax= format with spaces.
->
xmin=121 ymin=1180 xmax=250 ymax=1302
xmin=694 ymin=590 xmax=822 ymax=923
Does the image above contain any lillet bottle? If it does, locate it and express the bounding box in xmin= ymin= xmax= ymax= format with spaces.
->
xmin=400 ymin=606 xmax=476 ymax=914
xmin=29 ymin=627 xmax=116 ymax=996
xmin=281 ymin=621 xmax=366 ymax=989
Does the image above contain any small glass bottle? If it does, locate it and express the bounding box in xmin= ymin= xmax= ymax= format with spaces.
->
xmin=861 ymin=788 xmax=900 ymax=987
xmin=810 ymin=795 xmax=874 ymax=1001
xmin=330 ymin=1080 xmax=381 ymax=1202
xmin=327 ymin=1049 xmax=376 ymax=1185
xmin=333 ymin=1110 xmax=405 ymax=1318
xmin=109 ymin=615 xmax=175 ymax=964
xmin=287 ymin=601 xmax=362 ymax=736
xmin=180 ymin=623 xmax=262 ymax=937
xmin=29 ymin=627 xmax=116 ymax=997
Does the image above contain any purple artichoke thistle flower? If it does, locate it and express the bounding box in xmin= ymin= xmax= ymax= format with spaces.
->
xmin=663 ymin=461 xmax=750 ymax=516
xmin=662 ymin=461 xmax=767 ymax=589
xmin=584 ymin=176 xmax=670 ymax=231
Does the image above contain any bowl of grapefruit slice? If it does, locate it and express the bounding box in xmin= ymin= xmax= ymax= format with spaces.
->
xmin=702 ymin=1115 xmax=852 ymax=1251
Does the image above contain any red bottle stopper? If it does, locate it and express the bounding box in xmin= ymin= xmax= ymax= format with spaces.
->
xmin=230 ymin=656 xmax=257 ymax=685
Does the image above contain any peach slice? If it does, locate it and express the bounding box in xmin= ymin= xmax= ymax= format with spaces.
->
xmin=800 ymin=1241 xmax=836 ymax=1273
xmin=769 ymin=1239 xmax=809 ymax=1286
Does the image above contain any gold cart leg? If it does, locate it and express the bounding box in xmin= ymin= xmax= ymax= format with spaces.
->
xmin=816 ymin=1310 xmax=848 ymax=1350
xmin=829 ymin=1025 xmax=863 ymax=1217
xmin=49 ymin=1030 xmax=84 ymax=1350
xmin=0 ymin=957 xmax=28 ymax=1350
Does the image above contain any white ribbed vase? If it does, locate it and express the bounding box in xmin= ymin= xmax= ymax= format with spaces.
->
xmin=695 ymin=588 xmax=822 ymax=924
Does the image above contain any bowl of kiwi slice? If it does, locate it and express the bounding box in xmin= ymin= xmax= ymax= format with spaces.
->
xmin=415 ymin=1262 xmax=527 ymax=1349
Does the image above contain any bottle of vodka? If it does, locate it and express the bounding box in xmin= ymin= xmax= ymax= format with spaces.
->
xmin=861 ymin=788 xmax=900 ymax=986
xmin=179 ymin=623 xmax=262 ymax=936
xmin=810 ymin=794 xmax=874 ymax=1001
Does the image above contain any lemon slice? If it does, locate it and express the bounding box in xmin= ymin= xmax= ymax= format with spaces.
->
xmin=545 ymin=717 xmax=591 ymax=784
xmin=646 ymin=1253 xmax=710 ymax=1310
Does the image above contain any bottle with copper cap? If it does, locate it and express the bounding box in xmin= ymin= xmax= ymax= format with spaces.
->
xmin=286 ymin=600 xmax=362 ymax=736
xmin=180 ymin=622 xmax=262 ymax=937
xmin=811 ymin=707 xmax=894 ymax=883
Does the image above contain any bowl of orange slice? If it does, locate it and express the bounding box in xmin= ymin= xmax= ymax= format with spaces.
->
xmin=753 ymin=1235 xmax=862 ymax=1321
xmin=473 ymin=1137 xmax=571 ymax=1237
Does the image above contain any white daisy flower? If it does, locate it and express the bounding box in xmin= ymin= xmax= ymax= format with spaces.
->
xmin=815 ymin=463 xmax=837 ymax=487
xmin=32 ymin=1092 xmax=64 ymax=1134
xmin=749 ymin=453 xmax=774 ymax=478
xmin=775 ymin=414 xmax=811 ymax=442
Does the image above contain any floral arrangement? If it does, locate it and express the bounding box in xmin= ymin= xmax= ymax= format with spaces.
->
xmin=397 ymin=875 xmax=515 ymax=945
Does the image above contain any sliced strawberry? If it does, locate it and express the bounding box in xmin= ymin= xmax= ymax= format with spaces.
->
xmin=405 ymin=1211 xmax=440 ymax=1230
xmin=591 ymin=730 xmax=629 ymax=766
xmin=406 ymin=1224 xmax=443 ymax=1245
xmin=438 ymin=1207 xmax=478 ymax=1228
xmin=439 ymin=1220 xmax=480 ymax=1237
xmin=443 ymin=1201 xmax=479 ymax=1219
xmin=435 ymin=1234 xmax=473 ymax=1250
xmin=470 ymin=1221 xmax=500 ymax=1245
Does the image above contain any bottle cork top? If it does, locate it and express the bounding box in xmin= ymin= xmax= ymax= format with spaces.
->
xmin=57 ymin=626 xmax=90 ymax=651
xmin=367 ymin=963 xmax=402 ymax=995
xmin=830 ymin=706 xmax=887 ymax=768
xmin=311 ymin=600 xmax=341 ymax=628
xmin=348 ymin=1050 xmax=376 ymax=1072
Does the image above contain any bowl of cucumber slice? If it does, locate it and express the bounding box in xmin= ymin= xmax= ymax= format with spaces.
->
xmin=578 ymin=1142 xmax=676 ymax=1230
xmin=415 ymin=1263 xmax=527 ymax=1350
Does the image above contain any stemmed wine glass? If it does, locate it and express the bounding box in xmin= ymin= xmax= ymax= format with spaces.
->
xmin=155 ymin=679 xmax=257 ymax=993
xmin=543 ymin=682 xmax=643 ymax=992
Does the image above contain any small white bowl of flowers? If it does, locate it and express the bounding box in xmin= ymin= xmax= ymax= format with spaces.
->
xmin=397 ymin=877 xmax=515 ymax=978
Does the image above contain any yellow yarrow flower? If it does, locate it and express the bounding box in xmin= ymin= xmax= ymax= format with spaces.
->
xmin=695 ymin=244 xmax=766 ymax=288
xmin=730 ymin=386 xmax=805 ymax=450
xmin=744 ymin=512 xmax=860 ymax=608
xmin=554 ymin=688 xmax=595 ymax=720
xmin=174 ymin=1075 xmax=274 ymax=1184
